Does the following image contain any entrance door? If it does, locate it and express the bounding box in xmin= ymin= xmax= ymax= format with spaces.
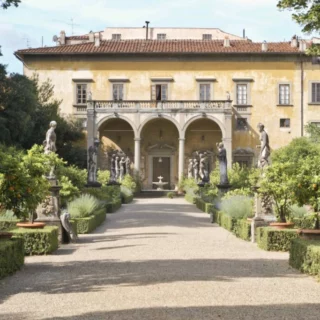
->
xmin=153 ymin=157 xmax=170 ymax=189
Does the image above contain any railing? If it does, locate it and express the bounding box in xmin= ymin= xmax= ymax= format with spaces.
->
xmin=76 ymin=100 xmax=232 ymax=112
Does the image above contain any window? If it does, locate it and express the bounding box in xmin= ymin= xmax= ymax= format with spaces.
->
xmin=310 ymin=121 xmax=320 ymax=127
xmin=157 ymin=34 xmax=166 ymax=40
xmin=202 ymin=34 xmax=212 ymax=40
xmin=312 ymin=82 xmax=320 ymax=103
xmin=151 ymin=84 xmax=168 ymax=101
xmin=76 ymin=84 xmax=87 ymax=104
xmin=199 ymin=84 xmax=211 ymax=101
xmin=112 ymin=34 xmax=121 ymax=40
xmin=236 ymin=118 xmax=248 ymax=131
xmin=112 ymin=84 xmax=124 ymax=101
xmin=279 ymin=84 xmax=290 ymax=105
xmin=280 ymin=118 xmax=290 ymax=128
xmin=236 ymin=84 xmax=247 ymax=105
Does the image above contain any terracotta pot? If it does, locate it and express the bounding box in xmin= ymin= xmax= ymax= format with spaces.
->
xmin=297 ymin=229 xmax=320 ymax=240
xmin=269 ymin=222 xmax=295 ymax=229
xmin=16 ymin=222 xmax=46 ymax=229
xmin=0 ymin=232 xmax=13 ymax=240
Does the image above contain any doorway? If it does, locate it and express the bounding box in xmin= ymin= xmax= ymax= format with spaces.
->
xmin=152 ymin=157 xmax=170 ymax=189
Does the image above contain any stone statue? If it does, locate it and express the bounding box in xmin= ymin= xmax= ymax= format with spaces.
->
xmin=125 ymin=156 xmax=131 ymax=175
xmin=226 ymin=91 xmax=231 ymax=101
xmin=193 ymin=159 xmax=199 ymax=181
xmin=119 ymin=157 xmax=126 ymax=181
xmin=202 ymin=152 xmax=209 ymax=182
xmin=257 ymin=123 xmax=270 ymax=168
xmin=60 ymin=211 xmax=78 ymax=242
xmin=43 ymin=121 xmax=57 ymax=179
xmin=115 ymin=156 xmax=120 ymax=180
xmin=188 ymin=159 xmax=193 ymax=178
xmin=110 ymin=154 xmax=116 ymax=182
xmin=88 ymin=144 xmax=98 ymax=184
xmin=217 ymin=142 xmax=229 ymax=185
xmin=199 ymin=153 xmax=205 ymax=180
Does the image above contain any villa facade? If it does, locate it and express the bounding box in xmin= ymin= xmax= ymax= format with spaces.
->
xmin=15 ymin=27 xmax=320 ymax=189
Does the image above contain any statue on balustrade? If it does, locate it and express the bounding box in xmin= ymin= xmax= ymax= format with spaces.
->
xmin=216 ymin=142 xmax=229 ymax=186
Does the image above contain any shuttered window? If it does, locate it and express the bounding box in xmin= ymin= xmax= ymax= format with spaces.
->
xmin=236 ymin=84 xmax=247 ymax=105
xmin=76 ymin=84 xmax=87 ymax=104
xmin=151 ymin=84 xmax=168 ymax=101
xmin=279 ymin=84 xmax=290 ymax=105
xmin=199 ymin=84 xmax=211 ymax=101
xmin=312 ymin=83 xmax=320 ymax=103
xmin=113 ymin=84 xmax=124 ymax=101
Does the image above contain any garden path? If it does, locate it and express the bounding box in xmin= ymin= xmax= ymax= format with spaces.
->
xmin=1 ymin=197 xmax=320 ymax=320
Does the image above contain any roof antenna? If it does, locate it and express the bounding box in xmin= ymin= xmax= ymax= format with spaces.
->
xmin=243 ymin=29 xmax=246 ymax=39
xmin=143 ymin=21 xmax=150 ymax=40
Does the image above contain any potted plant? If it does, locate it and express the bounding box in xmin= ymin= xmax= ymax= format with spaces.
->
xmin=293 ymin=155 xmax=320 ymax=239
xmin=0 ymin=145 xmax=53 ymax=228
xmin=259 ymin=162 xmax=295 ymax=229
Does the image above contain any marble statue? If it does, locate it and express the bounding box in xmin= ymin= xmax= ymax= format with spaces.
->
xmin=193 ymin=159 xmax=199 ymax=181
xmin=88 ymin=143 xmax=98 ymax=184
xmin=60 ymin=211 xmax=78 ymax=242
xmin=115 ymin=156 xmax=120 ymax=180
xmin=217 ymin=142 xmax=229 ymax=185
xmin=202 ymin=152 xmax=209 ymax=182
xmin=188 ymin=159 xmax=194 ymax=178
xmin=257 ymin=123 xmax=270 ymax=168
xmin=199 ymin=153 xmax=205 ymax=180
xmin=119 ymin=157 xmax=126 ymax=181
xmin=226 ymin=91 xmax=231 ymax=101
xmin=43 ymin=121 xmax=57 ymax=179
xmin=110 ymin=154 xmax=116 ymax=182
xmin=125 ymin=156 xmax=131 ymax=175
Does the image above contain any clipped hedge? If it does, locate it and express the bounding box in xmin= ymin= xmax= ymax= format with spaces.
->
xmin=74 ymin=210 xmax=106 ymax=234
xmin=0 ymin=220 xmax=21 ymax=231
xmin=0 ymin=237 xmax=25 ymax=279
xmin=234 ymin=219 xmax=251 ymax=241
xmin=289 ymin=238 xmax=320 ymax=277
xmin=257 ymin=227 xmax=298 ymax=251
xmin=292 ymin=217 xmax=316 ymax=229
xmin=220 ymin=213 xmax=236 ymax=232
xmin=122 ymin=194 xmax=134 ymax=204
xmin=106 ymin=199 xmax=122 ymax=213
xmin=195 ymin=198 xmax=214 ymax=214
xmin=185 ymin=194 xmax=197 ymax=204
xmin=10 ymin=226 xmax=59 ymax=255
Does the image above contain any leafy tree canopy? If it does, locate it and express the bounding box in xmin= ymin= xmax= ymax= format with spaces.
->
xmin=0 ymin=0 xmax=20 ymax=9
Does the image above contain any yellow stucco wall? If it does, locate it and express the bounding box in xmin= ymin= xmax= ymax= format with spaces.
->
xmin=23 ymin=57 xmax=320 ymax=159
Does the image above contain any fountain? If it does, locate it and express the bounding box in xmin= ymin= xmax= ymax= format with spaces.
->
xmin=152 ymin=176 xmax=168 ymax=191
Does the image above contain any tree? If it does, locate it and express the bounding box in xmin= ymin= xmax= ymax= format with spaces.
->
xmin=277 ymin=0 xmax=320 ymax=54
xmin=0 ymin=0 xmax=20 ymax=9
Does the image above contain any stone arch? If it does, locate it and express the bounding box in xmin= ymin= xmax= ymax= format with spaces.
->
xmin=97 ymin=114 xmax=138 ymax=138
xmin=181 ymin=114 xmax=226 ymax=139
xmin=137 ymin=114 xmax=182 ymax=139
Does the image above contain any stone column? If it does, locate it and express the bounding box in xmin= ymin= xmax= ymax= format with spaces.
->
xmin=134 ymin=138 xmax=141 ymax=175
xmin=87 ymin=100 xmax=95 ymax=161
xmin=223 ymin=113 xmax=233 ymax=169
xmin=178 ymin=138 xmax=185 ymax=180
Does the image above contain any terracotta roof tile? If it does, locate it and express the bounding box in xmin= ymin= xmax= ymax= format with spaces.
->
xmin=15 ymin=40 xmax=302 ymax=56
xmin=65 ymin=35 xmax=89 ymax=40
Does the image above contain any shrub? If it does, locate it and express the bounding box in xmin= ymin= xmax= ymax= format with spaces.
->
xmin=179 ymin=177 xmax=198 ymax=196
xmin=289 ymin=204 xmax=308 ymax=219
xmin=195 ymin=198 xmax=214 ymax=214
xmin=220 ymin=195 xmax=253 ymax=219
xmin=233 ymin=219 xmax=251 ymax=241
xmin=84 ymin=185 xmax=121 ymax=203
xmin=0 ymin=238 xmax=25 ymax=279
xmin=257 ymin=227 xmax=298 ymax=251
xmin=97 ymin=170 xmax=110 ymax=185
xmin=11 ymin=226 xmax=59 ymax=255
xmin=292 ymin=216 xmax=316 ymax=229
xmin=167 ymin=192 xmax=175 ymax=199
xmin=67 ymin=194 xmax=103 ymax=219
xmin=289 ymin=238 xmax=320 ymax=277
xmin=74 ymin=210 xmax=106 ymax=234
xmin=185 ymin=193 xmax=197 ymax=204
xmin=121 ymin=185 xmax=134 ymax=203
xmin=121 ymin=174 xmax=136 ymax=193
xmin=56 ymin=164 xmax=86 ymax=191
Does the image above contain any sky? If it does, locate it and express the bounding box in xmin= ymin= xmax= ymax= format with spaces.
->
xmin=0 ymin=0 xmax=316 ymax=74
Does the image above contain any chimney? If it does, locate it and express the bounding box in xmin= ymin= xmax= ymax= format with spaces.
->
xmin=89 ymin=31 xmax=94 ymax=42
xmin=299 ymin=40 xmax=306 ymax=52
xmin=291 ymin=35 xmax=298 ymax=47
xmin=59 ymin=30 xmax=66 ymax=45
xmin=261 ymin=40 xmax=268 ymax=52
xmin=94 ymin=32 xmax=100 ymax=47
xmin=224 ymin=36 xmax=230 ymax=47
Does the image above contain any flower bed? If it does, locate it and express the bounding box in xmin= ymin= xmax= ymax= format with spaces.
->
xmin=10 ymin=226 xmax=59 ymax=255
xmin=0 ymin=237 xmax=25 ymax=279
xmin=257 ymin=227 xmax=298 ymax=251
xmin=289 ymin=238 xmax=320 ymax=277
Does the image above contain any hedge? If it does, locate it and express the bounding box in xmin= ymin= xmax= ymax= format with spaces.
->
xmin=185 ymin=194 xmax=197 ymax=204
xmin=289 ymin=238 xmax=320 ymax=277
xmin=195 ymin=198 xmax=214 ymax=214
xmin=106 ymin=199 xmax=122 ymax=213
xmin=10 ymin=226 xmax=59 ymax=255
xmin=234 ymin=219 xmax=251 ymax=241
xmin=292 ymin=217 xmax=316 ymax=229
xmin=74 ymin=210 xmax=106 ymax=234
xmin=257 ymin=227 xmax=298 ymax=251
xmin=0 ymin=220 xmax=21 ymax=231
xmin=0 ymin=237 xmax=25 ymax=279
xmin=122 ymin=194 xmax=134 ymax=204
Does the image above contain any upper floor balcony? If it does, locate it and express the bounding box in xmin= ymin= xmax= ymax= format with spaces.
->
xmin=74 ymin=100 xmax=233 ymax=115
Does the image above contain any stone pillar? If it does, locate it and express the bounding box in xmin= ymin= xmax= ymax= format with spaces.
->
xmin=178 ymin=138 xmax=185 ymax=180
xmin=134 ymin=138 xmax=141 ymax=175
xmin=87 ymin=100 xmax=95 ymax=160
xmin=223 ymin=113 xmax=233 ymax=169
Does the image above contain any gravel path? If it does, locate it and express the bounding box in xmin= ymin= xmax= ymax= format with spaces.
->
xmin=1 ymin=198 xmax=320 ymax=320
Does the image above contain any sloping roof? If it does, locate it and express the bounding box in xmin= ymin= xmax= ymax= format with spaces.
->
xmin=15 ymin=39 xmax=302 ymax=56
xmin=65 ymin=35 xmax=89 ymax=40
